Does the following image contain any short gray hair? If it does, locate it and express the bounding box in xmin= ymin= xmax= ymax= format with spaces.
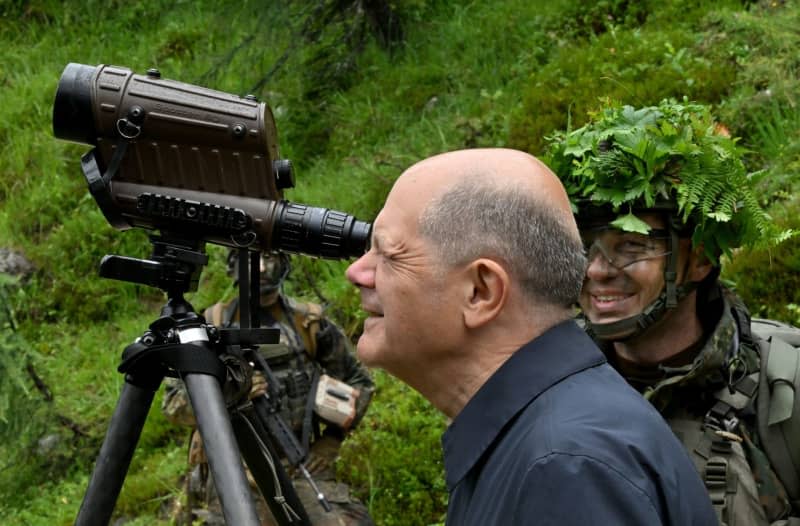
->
xmin=419 ymin=176 xmax=586 ymax=308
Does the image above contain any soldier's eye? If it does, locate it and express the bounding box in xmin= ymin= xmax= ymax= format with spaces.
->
xmin=618 ymin=241 xmax=649 ymax=254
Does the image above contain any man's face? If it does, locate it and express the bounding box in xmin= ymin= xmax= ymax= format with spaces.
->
xmin=579 ymin=214 xmax=672 ymax=326
xmin=345 ymin=176 xmax=460 ymax=372
xmin=259 ymin=254 xmax=285 ymax=292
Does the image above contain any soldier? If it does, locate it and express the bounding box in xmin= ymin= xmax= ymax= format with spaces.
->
xmin=162 ymin=250 xmax=375 ymax=525
xmin=546 ymin=99 xmax=800 ymax=525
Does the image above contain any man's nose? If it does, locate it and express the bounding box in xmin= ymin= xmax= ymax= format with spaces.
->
xmin=346 ymin=253 xmax=375 ymax=288
xmin=585 ymin=250 xmax=620 ymax=280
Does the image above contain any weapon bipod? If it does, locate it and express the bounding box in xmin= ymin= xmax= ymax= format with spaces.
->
xmin=74 ymin=236 xmax=312 ymax=526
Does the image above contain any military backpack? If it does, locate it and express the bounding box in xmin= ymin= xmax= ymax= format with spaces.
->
xmin=751 ymin=318 xmax=800 ymax=513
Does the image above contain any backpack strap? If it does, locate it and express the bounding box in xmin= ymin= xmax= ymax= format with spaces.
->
xmin=708 ymin=295 xmax=760 ymax=431
xmin=671 ymin=416 xmax=754 ymax=526
xmin=703 ymin=432 xmax=741 ymax=526
xmin=708 ymin=372 xmax=760 ymax=432
xmin=697 ymin=298 xmax=765 ymax=523
xmin=701 ymin=372 xmax=760 ymax=524
xmin=283 ymin=298 xmax=323 ymax=358
xmin=757 ymin=335 xmax=800 ymax=509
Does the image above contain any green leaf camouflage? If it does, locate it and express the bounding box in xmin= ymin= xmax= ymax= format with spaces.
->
xmin=545 ymin=99 xmax=794 ymax=262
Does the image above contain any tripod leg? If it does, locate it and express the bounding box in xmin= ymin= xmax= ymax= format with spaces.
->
xmin=75 ymin=381 xmax=155 ymax=526
xmin=184 ymin=373 xmax=261 ymax=526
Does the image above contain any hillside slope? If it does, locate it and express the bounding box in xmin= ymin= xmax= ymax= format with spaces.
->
xmin=0 ymin=1 xmax=797 ymax=524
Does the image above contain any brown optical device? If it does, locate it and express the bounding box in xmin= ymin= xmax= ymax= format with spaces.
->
xmin=52 ymin=63 xmax=370 ymax=259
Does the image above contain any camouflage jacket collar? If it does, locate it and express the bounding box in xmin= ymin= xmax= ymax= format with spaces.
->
xmin=641 ymin=286 xmax=759 ymax=407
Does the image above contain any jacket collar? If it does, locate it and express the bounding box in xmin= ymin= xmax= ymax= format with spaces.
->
xmin=441 ymin=320 xmax=606 ymax=490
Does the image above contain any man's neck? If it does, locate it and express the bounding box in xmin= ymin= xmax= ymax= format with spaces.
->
xmin=425 ymin=313 xmax=563 ymax=419
xmin=426 ymin=343 xmax=521 ymax=419
xmin=611 ymin=291 xmax=705 ymax=366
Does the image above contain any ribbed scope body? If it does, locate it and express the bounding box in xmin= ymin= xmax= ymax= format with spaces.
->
xmin=53 ymin=63 xmax=281 ymax=200
xmin=52 ymin=63 xmax=372 ymax=259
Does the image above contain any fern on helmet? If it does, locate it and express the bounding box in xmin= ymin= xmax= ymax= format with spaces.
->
xmin=545 ymin=98 xmax=792 ymax=262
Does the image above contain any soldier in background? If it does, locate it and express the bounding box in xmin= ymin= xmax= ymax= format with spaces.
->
xmin=547 ymin=99 xmax=800 ymax=525
xmin=163 ymin=250 xmax=375 ymax=525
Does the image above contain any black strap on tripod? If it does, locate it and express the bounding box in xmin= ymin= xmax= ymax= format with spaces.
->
xmin=118 ymin=340 xmax=226 ymax=389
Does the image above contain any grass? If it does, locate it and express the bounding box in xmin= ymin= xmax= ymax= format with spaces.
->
xmin=1 ymin=0 xmax=799 ymax=524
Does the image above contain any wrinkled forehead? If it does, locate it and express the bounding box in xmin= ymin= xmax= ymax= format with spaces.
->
xmin=375 ymin=186 xmax=426 ymax=232
xmin=376 ymin=169 xmax=445 ymax=231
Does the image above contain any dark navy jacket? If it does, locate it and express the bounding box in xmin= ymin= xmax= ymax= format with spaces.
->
xmin=442 ymin=320 xmax=717 ymax=525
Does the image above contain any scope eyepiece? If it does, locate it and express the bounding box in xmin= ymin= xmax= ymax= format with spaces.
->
xmin=275 ymin=202 xmax=371 ymax=259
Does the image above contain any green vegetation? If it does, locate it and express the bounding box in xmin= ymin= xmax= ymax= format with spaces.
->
xmin=544 ymin=99 xmax=791 ymax=261
xmin=1 ymin=0 xmax=798 ymax=524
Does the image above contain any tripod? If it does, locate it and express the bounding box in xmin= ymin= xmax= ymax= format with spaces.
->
xmin=74 ymin=235 xmax=313 ymax=526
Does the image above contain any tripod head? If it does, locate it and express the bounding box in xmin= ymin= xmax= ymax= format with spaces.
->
xmin=100 ymin=235 xmax=280 ymax=386
xmin=99 ymin=234 xmax=208 ymax=299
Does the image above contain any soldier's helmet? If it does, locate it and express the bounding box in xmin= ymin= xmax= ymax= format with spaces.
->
xmin=544 ymin=98 xmax=786 ymax=340
xmin=226 ymin=250 xmax=291 ymax=296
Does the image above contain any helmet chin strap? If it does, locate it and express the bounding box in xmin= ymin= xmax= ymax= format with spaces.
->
xmin=586 ymin=222 xmax=697 ymax=342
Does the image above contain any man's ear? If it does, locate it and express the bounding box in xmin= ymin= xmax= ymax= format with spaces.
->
xmin=462 ymin=258 xmax=509 ymax=329
xmin=687 ymin=243 xmax=714 ymax=282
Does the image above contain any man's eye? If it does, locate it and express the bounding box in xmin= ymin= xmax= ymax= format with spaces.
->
xmin=618 ymin=241 xmax=649 ymax=254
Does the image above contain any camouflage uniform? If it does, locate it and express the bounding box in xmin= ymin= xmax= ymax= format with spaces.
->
xmin=162 ymin=294 xmax=374 ymax=526
xmin=544 ymin=99 xmax=800 ymax=526
xmin=604 ymin=284 xmax=795 ymax=525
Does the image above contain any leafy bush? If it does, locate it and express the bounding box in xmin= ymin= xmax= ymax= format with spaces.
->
xmin=509 ymin=22 xmax=737 ymax=154
xmin=714 ymin=2 xmax=800 ymax=326
xmin=0 ymin=275 xmax=33 ymax=426
xmin=337 ymin=371 xmax=448 ymax=526
xmin=708 ymin=2 xmax=800 ymax=141
xmin=722 ymin=197 xmax=800 ymax=326
xmin=0 ymin=276 xmax=98 ymax=519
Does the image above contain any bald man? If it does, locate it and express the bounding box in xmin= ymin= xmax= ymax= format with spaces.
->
xmin=346 ymin=148 xmax=716 ymax=525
